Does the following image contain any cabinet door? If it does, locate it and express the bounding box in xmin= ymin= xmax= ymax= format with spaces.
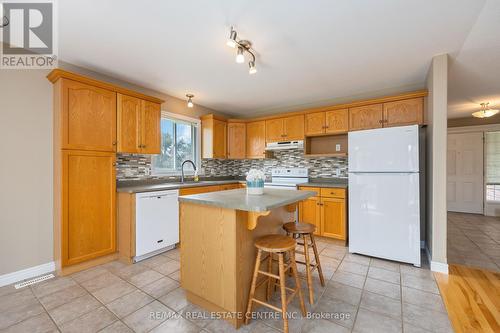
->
xmin=62 ymin=79 xmax=116 ymax=151
xmin=213 ymin=119 xmax=227 ymax=158
xmin=266 ymin=118 xmax=284 ymax=142
xmin=227 ymin=123 xmax=246 ymax=159
xmin=246 ymin=121 xmax=266 ymax=159
xmin=141 ymin=100 xmax=161 ymax=154
xmin=117 ymin=94 xmax=141 ymax=153
xmin=298 ymin=197 xmax=321 ymax=236
xmin=325 ymin=109 xmax=348 ymax=134
xmin=383 ymin=98 xmax=423 ymax=127
xmin=62 ymin=150 xmax=116 ymax=266
xmin=305 ymin=112 xmax=325 ymax=136
xmin=284 ymin=115 xmax=305 ymax=140
xmin=321 ymin=197 xmax=346 ymax=240
xmin=348 ymin=104 xmax=383 ymax=131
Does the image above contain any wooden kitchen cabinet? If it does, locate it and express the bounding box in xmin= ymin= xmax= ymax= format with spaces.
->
xmin=227 ymin=122 xmax=246 ymax=159
xmin=266 ymin=115 xmax=304 ymax=142
xmin=61 ymin=79 xmax=117 ymax=152
xmin=201 ymin=114 xmax=227 ymax=159
xmin=321 ymin=197 xmax=346 ymax=239
xmin=298 ymin=196 xmax=321 ymax=236
xmin=298 ymin=186 xmax=346 ymax=241
xmin=325 ymin=109 xmax=349 ymax=134
xmin=62 ymin=150 xmax=116 ymax=266
xmin=246 ymin=121 xmax=266 ymax=159
xmin=305 ymin=112 xmax=325 ymax=136
xmin=349 ymin=103 xmax=384 ymax=131
xmin=117 ymin=94 xmax=161 ymax=154
xmin=305 ymin=109 xmax=348 ymax=136
xmin=383 ymin=97 xmax=423 ymax=127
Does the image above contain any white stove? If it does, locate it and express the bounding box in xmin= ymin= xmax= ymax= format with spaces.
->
xmin=264 ymin=168 xmax=309 ymax=190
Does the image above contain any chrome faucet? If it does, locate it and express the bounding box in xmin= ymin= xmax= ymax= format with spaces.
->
xmin=181 ymin=160 xmax=197 ymax=183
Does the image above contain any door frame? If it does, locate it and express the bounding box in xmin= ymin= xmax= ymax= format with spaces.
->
xmin=448 ymin=124 xmax=500 ymax=216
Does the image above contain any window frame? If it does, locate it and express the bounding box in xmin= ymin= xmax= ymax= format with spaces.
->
xmin=151 ymin=111 xmax=201 ymax=176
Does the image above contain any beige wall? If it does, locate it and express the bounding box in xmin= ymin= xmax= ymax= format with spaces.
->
xmin=425 ymin=54 xmax=448 ymax=267
xmin=0 ymin=69 xmax=54 ymax=275
xmin=0 ymin=64 xmax=225 ymax=276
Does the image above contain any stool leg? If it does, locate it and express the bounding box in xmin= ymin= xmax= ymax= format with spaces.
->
xmin=245 ymin=249 xmax=262 ymax=325
xmin=278 ymin=253 xmax=288 ymax=333
xmin=266 ymin=253 xmax=273 ymax=301
xmin=290 ymin=250 xmax=306 ymax=316
xmin=310 ymin=234 xmax=325 ymax=286
xmin=302 ymin=234 xmax=314 ymax=304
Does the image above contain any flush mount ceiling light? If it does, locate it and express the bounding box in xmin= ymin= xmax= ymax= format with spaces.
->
xmin=186 ymin=94 xmax=194 ymax=108
xmin=226 ymin=26 xmax=257 ymax=74
xmin=472 ymin=102 xmax=499 ymax=118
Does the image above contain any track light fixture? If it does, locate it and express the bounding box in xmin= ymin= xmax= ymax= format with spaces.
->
xmin=186 ymin=94 xmax=194 ymax=108
xmin=226 ymin=26 xmax=257 ymax=75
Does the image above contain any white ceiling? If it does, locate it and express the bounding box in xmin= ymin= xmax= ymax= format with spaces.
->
xmin=448 ymin=0 xmax=500 ymax=119
xmin=58 ymin=0 xmax=490 ymax=117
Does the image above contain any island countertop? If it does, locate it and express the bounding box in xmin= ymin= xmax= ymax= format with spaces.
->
xmin=178 ymin=188 xmax=316 ymax=212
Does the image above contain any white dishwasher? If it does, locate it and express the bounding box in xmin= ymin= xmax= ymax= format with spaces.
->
xmin=135 ymin=189 xmax=179 ymax=261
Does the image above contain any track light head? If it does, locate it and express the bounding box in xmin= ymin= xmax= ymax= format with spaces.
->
xmin=236 ymin=47 xmax=245 ymax=63
xmin=226 ymin=28 xmax=237 ymax=48
xmin=248 ymin=61 xmax=257 ymax=74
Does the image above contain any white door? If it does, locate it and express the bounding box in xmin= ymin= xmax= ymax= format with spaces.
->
xmin=348 ymin=173 xmax=420 ymax=266
xmin=349 ymin=125 xmax=419 ymax=172
xmin=447 ymin=133 xmax=483 ymax=214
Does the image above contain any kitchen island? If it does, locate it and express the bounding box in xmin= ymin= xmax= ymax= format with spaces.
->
xmin=178 ymin=188 xmax=316 ymax=328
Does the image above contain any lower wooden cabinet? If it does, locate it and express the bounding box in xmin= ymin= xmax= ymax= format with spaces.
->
xmin=298 ymin=186 xmax=346 ymax=240
xmin=62 ymin=150 xmax=116 ymax=267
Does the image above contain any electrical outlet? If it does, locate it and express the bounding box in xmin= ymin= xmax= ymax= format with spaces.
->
xmin=336 ymin=144 xmax=341 ymax=152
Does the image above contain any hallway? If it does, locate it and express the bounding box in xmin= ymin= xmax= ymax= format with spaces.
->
xmin=447 ymin=212 xmax=500 ymax=272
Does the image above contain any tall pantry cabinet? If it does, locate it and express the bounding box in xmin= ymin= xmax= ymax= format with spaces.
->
xmin=48 ymin=69 xmax=163 ymax=274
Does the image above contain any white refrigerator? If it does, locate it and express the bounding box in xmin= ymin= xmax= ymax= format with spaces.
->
xmin=348 ymin=125 xmax=422 ymax=266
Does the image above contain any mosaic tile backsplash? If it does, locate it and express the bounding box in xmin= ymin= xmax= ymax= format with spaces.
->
xmin=116 ymin=149 xmax=348 ymax=181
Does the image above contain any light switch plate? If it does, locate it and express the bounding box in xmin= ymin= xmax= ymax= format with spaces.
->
xmin=335 ymin=144 xmax=341 ymax=152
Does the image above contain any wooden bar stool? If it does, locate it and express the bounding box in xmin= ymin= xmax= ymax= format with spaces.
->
xmin=283 ymin=222 xmax=325 ymax=304
xmin=245 ymin=234 xmax=306 ymax=333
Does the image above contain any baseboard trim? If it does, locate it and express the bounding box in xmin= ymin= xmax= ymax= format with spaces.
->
xmin=0 ymin=262 xmax=55 ymax=287
xmin=430 ymin=261 xmax=449 ymax=274
xmin=425 ymin=247 xmax=448 ymax=274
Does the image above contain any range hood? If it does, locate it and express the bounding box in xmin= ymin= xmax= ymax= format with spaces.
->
xmin=266 ymin=140 xmax=304 ymax=151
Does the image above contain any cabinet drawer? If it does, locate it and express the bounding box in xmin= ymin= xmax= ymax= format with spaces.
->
xmin=320 ymin=188 xmax=346 ymax=198
xmin=298 ymin=186 xmax=320 ymax=196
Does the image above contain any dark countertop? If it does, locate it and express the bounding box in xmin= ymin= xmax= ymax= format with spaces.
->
xmin=178 ymin=188 xmax=317 ymax=212
xmin=117 ymin=179 xmax=244 ymax=193
xmin=297 ymin=178 xmax=348 ymax=189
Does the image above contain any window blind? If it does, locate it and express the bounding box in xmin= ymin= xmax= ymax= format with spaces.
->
xmin=485 ymin=131 xmax=500 ymax=184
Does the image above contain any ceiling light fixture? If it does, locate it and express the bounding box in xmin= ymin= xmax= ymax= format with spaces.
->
xmin=472 ymin=102 xmax=499 ymax=118
xmin=186 ymin=94 xmax=194 ymax=108
xmin=226 ymin=26 xmax=257 ymax=74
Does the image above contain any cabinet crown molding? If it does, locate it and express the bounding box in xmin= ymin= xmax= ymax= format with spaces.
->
xmin=47 ymin=69 xmax=165 ymax=104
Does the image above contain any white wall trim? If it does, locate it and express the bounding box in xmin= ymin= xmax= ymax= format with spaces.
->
xmin=448 ymin=123 xmax=500 ymax=133
xmin=430 ymin=260 xmax=449 ymax=274
xmin=0 ymin=262 xmax=55 ymax=287
xmin=425 ymin=247 xmax=448 ymax=274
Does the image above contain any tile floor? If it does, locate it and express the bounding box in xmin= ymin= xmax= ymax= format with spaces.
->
xmin=447 ymin=212 xmax=500 ymax=272
xmin=0 ymin=239 xmax=454 ymax=333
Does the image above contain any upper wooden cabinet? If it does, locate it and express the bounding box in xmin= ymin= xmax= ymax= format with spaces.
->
xmin=61 ymin=79 xmax=117 ymax=152
xmin=141 ymin=100 xmax=161 ymax=154
xmin=305 ymin=109 xmax=348 ymax=136
xmin=383 ymin=97 xmax=423 ymax=127
xmin=349 ymin=97 xmax=424 ymax=131
xmin=227 ymin=122 xmax=246 ymax=159
xmin=202 ymin=114 xmax=227 ymax=159
xmin=266 ymin=115 xmax=304 ymax=142
xmin=246 ymin=121 xmax=266 ymax=159
xmin=117 ymin=94 xmax=161 ymax=154
xmin=349 ymin=103 xmax=384 ymax=131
